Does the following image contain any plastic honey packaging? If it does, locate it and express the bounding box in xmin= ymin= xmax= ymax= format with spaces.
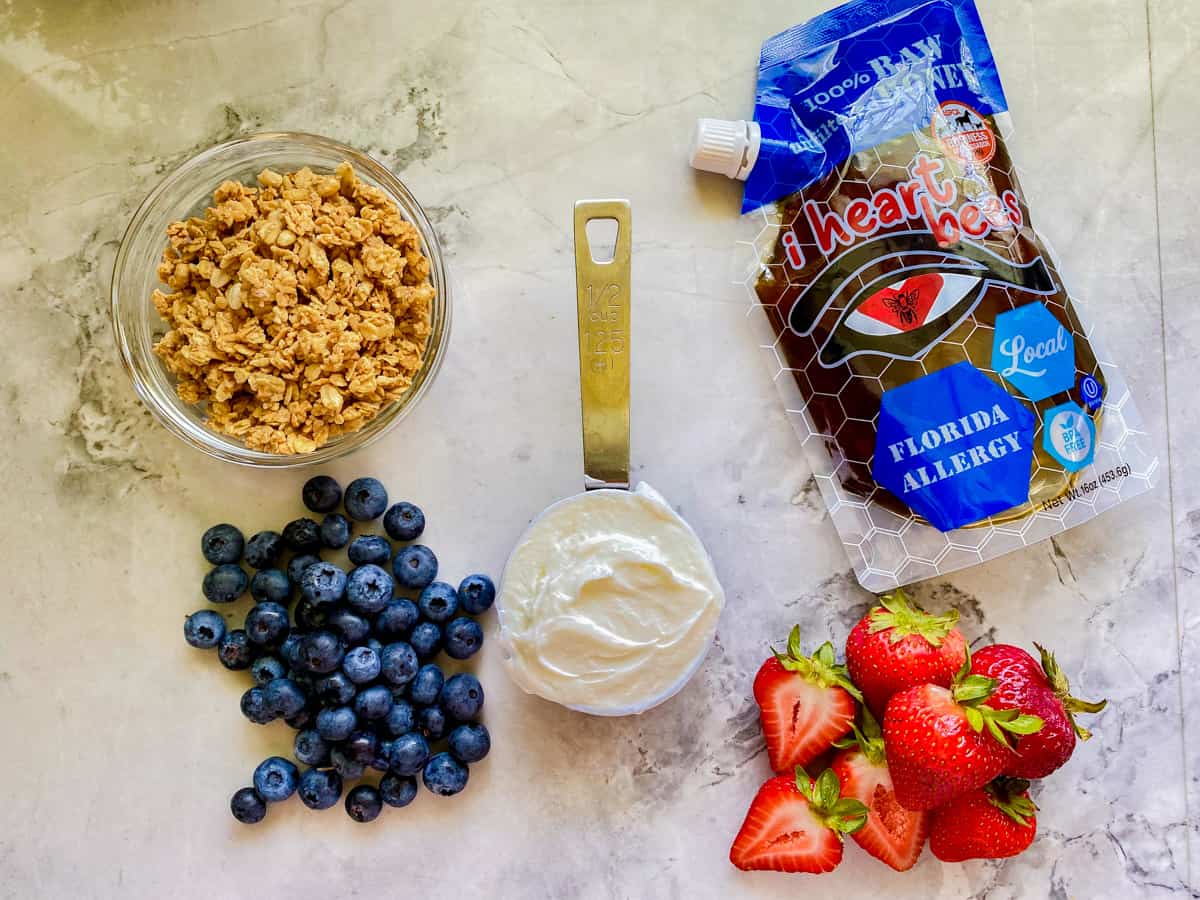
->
xmin=690 ymin=0 xmax=1157 ymax=590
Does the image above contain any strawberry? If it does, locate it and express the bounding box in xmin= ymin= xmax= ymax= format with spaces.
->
xmin=882 ymin=652 xmax=1044 ymax=810
xmin=831 ymin=709 xmax=929 ymax=871
xmin=929 ymin=777 xmax=1038 ymax=862
xmin=729 ymin=767 xmax=869 ymax=873
xmin=971 ymin=643 xmax=1106 ymax=779
xmin=754 ymin=627 xmax=860 ymax=773
xmin=845 ymin=590 xmax=966 ymax=718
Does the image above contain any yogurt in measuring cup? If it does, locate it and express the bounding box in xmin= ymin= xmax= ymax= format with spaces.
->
xmin=496 ymin=483 xmax=725 ymax=715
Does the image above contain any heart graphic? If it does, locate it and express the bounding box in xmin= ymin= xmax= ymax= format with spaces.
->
xmin=854 ymin=274 xmax=945 ymax=336
xmin=855 ymin=273 xmax=944 ymax=332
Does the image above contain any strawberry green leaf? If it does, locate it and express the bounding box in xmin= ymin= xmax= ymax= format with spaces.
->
xmin=954 ymin=674 xmax=997 ymax=704
xmin=963 ymin=706 xmax=984 ymax=732
xmin=794 ymin=766 xmax=814 ymax=803
xmin=997 ymin=714 xmax=1045 ymax=735
xmin=868 ymin=590 xmax=960 ymax=647
xmin=1034 ymin=642 xmax=1108 ymax=742
xmin=787 ymin=626 xmax=803 ymax=662
xmin=816 ymin=769 xmax=841 ymax=811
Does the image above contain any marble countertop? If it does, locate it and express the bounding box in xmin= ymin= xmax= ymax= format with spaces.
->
xmin=1 ymin=1 xmax=1196 ymax=897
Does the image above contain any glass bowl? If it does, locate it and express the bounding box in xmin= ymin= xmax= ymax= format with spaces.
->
xmin=110 ymin=132 xmax=451 ymax=467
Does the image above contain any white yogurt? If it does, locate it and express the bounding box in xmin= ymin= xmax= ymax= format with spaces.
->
xmin=496 ymin=483 xmax=725 ymax=715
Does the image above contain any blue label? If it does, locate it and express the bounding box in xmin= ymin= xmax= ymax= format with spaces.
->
xmin=744 ymin=0 xmax=1007 ymax=212
xmin=990 ymin=303 xmax=1076 ymax=401
xmin=1078 ymin=374 xmax=1104 ymax=411
xmin=1042 ymin=402 xmax=1096 ymax=472
xmin=873 ymin=361 xmax=1034 ymax=531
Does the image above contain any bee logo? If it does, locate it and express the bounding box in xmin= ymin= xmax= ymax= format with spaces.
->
xmin=882 ymin=287 xmax=922 ymax=328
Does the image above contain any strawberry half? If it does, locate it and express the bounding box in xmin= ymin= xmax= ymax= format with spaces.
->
xmin=754 ymin=627 xmax=859 ymax=773
xmin=929 ymin=777 xmax=1038 ymax=862
xmin=729 ymin=767 xmax=869 ymax=873
xmin=971 ymin=643 xmax=1107 ymax=779
xmin=831 ymin=709 xmax=929 ymax=872
xmin=845 ymin=589 xmax=966 ymax=719
xmin=882 ymin=651 xmax=1044 ymax=811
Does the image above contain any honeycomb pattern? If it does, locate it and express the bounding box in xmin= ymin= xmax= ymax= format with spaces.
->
xmin=738 ymin=118 xmax=1159 ymax=592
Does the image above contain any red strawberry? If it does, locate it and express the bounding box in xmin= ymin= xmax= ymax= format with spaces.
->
xmin=882 ymin=653 xmax=1044 ymax=811
xmin=971 ymin=643 xmax=1106 ymax=779
xmin=754 ymin=627 xmax=859 ymax=773
xmin=831 ymin=709 xmax=929 ymax=871
xmin=929 ymin=777 xmax=1038 ymax=862
xmin=729 ymin=767 xmax=869 ymax=873
xmin=845 ymin=590 xmax=966 ymax=718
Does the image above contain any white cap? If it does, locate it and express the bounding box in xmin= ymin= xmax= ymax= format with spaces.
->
xmin=688 ymin=118 xmax=761 ymax=181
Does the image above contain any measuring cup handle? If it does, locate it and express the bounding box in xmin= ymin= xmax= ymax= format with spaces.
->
xmin=574 ymin=200 xmax=632 ymax=491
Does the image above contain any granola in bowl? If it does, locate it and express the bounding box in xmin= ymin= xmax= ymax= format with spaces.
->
xmin=151 ymin=162 xmax=433 ymax=455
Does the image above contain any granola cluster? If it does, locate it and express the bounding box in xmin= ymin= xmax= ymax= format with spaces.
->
xmin=152 ymin=162 xmax=434 ymax=454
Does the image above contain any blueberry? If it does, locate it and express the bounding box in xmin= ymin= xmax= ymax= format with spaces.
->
xmin=379 ymin=642 xmax=419 ymax=687
xmin=294 ymin=599 xmax=329 ymax=630
xmin=250 ymin=568 xmax=291 ymax=604
xmin=330 ymin=746 xmax=366 ymax=781
xmin=371 ymin=740 xmax=394 ymax=773
xmin=299 ymin=630 xmax=344 ymax=674
xmin=392 ymin=545 xmax=438 ymax=589
xmin=458 ymin=574 xmax=496 ymax=615
xmin=342 ymin=730 xmax=379 ymax=765
xmin=409 ymin=664 xmax=444 ymax=706
xmin=417 ymin=582 xmax=458 ymax=623
xmin=279 ymin=632 xmax=305 ymax=668
xmin=202 ymin=564 xmax=248 ymax=604
xmin=448 ymin=722 xmax=491 ymax=763
xmin=240 ymin=687 xmax=275 ymax=724
xmin=443 ymin=617 xmax=484 ymax=660
xmin=440 ymin=673 xmax=484 ymax=721
xmin=383 ymin=502 xmax=425 ymax=542
xmin=245 ymin=602 xmax=290 ymax=646
xmin=316 ymin=706 xmax=357 ymax=742
xmin=355 ymin=685 xmax=393 ymax=720
xmin=217 ymin=628 xmax=254 ymax=669
xmin=375 ymin=598 xmax=420 ymax=638
xmin=326 ymin=608 xmax=371 ymax=644
xmin=202 ymin=523 xmax=244 ymax=565
xmin=418 ymin=705 xmax=448 ymax=740
xmin=298 ymin=767 xmax=342 ymax=811
xmin=314 ymin=671 xmax=357 ymax=706
xmin=300 ymin=562 xmax=347 ymax=605
xmin=184 ymin=609 xmax=226 ymax=649
xmin=250 ymin=656 xmax=285 ymax=686
xmin=409 ymin=622 xmax=442 ymax=660
xmin=345 ymin=784 xmax=383 ymax=823
xmin=388 ymin=732 xmax=430 ymax=776
xmin=348 ymin=535 xmax=392 ymax=566
xmin=285 ymin=706 xmax=316 ymax=730
xmin=302 ymin=475 xmax=342 ymax=513
xmin=384 ymin=699 xmax=417 ymax=737
xmin=244 ymin=531 xmax=285 ymax=569
xmin=422 ymin=752 xmax=469 ymax=797
xmin=253 ymin=756 xmax=299 ymax=803
xmin=344 ymin=477 xmax=388 ymax=521
xmin=319 ymin=513 xmax=351 ymax=549
xmin=294 ymin=729 xmax=330 ymax=767
xmin=264 ymin=677 xmax=307 ymax=718
xmin=380 ymin=773 xmax=418 ymax=808
xmin=282 ymin=517 xmax=321 ymax=554
xmin=346 ymin=564 xmax=393 ymax=615
xmin=342 ymin=646 xmax=382 ymax=684
xmin=287 ymin=553 xmax=322 ymax=587
xmin=230 ymin=787 xmax=267 ymax=824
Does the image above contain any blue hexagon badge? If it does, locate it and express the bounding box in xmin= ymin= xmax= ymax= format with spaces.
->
xmin=873 ymin=361 xmax=1035 ymax=532
xmin=1042 ymin=402 xmax=1096 ymax=472
xmin=991 ymin=303 xmax=1075 ymax=401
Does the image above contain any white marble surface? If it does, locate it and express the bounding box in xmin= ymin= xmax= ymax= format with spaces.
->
xmin=0 ymin=1 xmax=1195 ymax=897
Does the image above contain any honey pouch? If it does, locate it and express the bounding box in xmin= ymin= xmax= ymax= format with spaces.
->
xmin=688 ymin=0 xmax=1157 ymax=590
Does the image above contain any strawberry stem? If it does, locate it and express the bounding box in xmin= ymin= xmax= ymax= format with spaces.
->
xmin=794 ymin=767 xmax=869 ymax=837
xmin=1034 ymin=642 xmax=1107 ymax=741
xmin=985 ymin=777 xmax=1038 ymax=827
xmin=774 ymin=626 xmax=864 ymax=702
xmin=868 ymin=589 xmax=959 ymax=647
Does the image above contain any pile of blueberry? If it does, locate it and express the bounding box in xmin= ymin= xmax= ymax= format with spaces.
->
xmin=183 ymin=475 xmax=494 ymax=825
